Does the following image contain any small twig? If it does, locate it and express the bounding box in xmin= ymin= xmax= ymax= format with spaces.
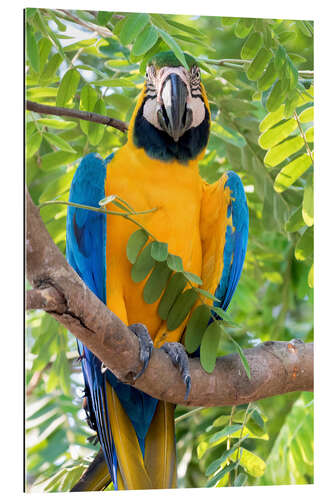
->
xmin=175 ymin=407 xmax=205 ymax=424
xmin=234 ymin=403 xmax=252 ymax=480
xmin=26 ymin=100 xmax=128 ymax=133
xmin=59 ymin=9 xmax=114 ymax=38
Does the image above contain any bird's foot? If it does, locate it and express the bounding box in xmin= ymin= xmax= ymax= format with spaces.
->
xmin=161 ymin=342 xmax=191 ymax=401
xmin=129 ymin=323 xmax=153 ymax=381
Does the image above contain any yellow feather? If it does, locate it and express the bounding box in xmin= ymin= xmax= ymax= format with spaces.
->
xmin=144 ymin=401 xmax=177 ymax=489
xmin=104 ymin=383 xmax=152 ymax=490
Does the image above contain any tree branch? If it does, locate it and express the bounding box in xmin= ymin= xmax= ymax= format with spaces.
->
xmin=26 ymin=187 xmax=313 ymax=406
xmin=26 ymin=101 xmax=128 ymax=133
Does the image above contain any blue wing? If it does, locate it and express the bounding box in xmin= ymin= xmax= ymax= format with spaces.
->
xmin=214 ymin=171 xmax=249 ymax=310
xmin=66 ymin=152 xmax=158 ymax=489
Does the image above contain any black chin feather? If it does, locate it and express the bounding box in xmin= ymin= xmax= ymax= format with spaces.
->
xmin=133 ymin=99 xmax=210 ymax=164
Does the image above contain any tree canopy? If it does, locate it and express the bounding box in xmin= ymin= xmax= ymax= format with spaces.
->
xmin=25 ymin=9 xmax=313 ymax=491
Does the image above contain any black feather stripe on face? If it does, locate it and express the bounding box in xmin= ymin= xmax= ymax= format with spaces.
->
xmin=133 ymin=97 xmax=210 ymax=164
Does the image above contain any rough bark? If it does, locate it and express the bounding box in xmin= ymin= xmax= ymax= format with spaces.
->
xmin=26 ymin=188 xmax=313 ymax=407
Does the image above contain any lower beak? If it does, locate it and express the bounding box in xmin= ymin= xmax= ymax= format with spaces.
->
xmin=157 ymin=73 xmax=192 ymax=142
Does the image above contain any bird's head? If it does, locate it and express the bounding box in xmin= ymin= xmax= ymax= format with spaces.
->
xmin=129 ymin=51 xmax=211 ymax=164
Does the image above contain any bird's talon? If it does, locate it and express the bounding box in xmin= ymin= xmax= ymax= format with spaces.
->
xmin=129 ymin=323 xmax=153 ymax=381
xmin=161 ymin=342 xmax=191 ymax=401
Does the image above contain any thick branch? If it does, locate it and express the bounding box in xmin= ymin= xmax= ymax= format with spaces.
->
xmin=26 ymin=101 xmax=128 ymax=133
xmin=26 ymin=188 xmax=313 ymax=407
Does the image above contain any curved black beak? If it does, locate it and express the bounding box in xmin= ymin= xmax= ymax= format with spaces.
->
xmin=157 ymin=73 xmax=192 ymax=142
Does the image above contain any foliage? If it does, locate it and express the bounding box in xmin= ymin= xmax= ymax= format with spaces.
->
xmin=25 ymin=8 xmax=314 ymax=492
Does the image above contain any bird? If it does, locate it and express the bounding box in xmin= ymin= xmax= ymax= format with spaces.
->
xmin=66 ymin=50 xmax=249 ymax=491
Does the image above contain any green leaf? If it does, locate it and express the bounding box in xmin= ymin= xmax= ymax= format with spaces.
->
xmin=39 ymin=168 xmax=75 ymax=203
xmin=234 ymin=472 xmax=248 ymax=486
xmin=207 ymin=462 xmax=238 ymax=488
xmin=37 ymin=118 xmax=77 ymax=130
xmin=92 ymin=78 xmax=136 ymax=87
xmin=209 ymin=424 xmax=243 ymax=444
xmin=295 ymin=226 xmax=313 ymax=261
xmin=151 ymin=241 xmax=168 ymax=262
xmin=80 ymin=84 xmax=98 ymax=135
xmin=88 ymin=98 xmax=106 ymax=146
xmin=305 ymin=127 xmax=314 ymax=142
xmin=279 ymin=31 xmax=297 ymax=44
xmin=259 ymin=118 xmax=297 ymax=149
xmin=40 ymin=151 xmax=80 ymax=171
xmin=221 ymin=17 xmax=237 ymax=26
xmin=302 ymin=174 xmax=314 ymax=226
xmin=155 ymin=28 xmax=189 ymax=69
xmin=200 ymin=321 xmax=222 ymax=373
xmin=274 ymin=153 xmax=312 ymax=192
xmin=206 ymin=435 xmax=249 ymax=476
xmin=274 ymin=45 xmax=287 ymax=73
xmin=143 ymin=262 xmax=172 ymax=304
xmin=119 ymin=13 xmax=149 ymax=45
xmin=266 ymin=80 xmax=288 ymax=112
xmin=289 ymin=53 xmax=307 ymax=66
xmin=158 ymin=272 xmax=187 ymax=320
xmin=131 ymin=242 xmax=155 ymax=282
xmin=165 ymin=18 xmax=206 ymax=38
xmin=241 ymin=32 xmax=262 ymax=60
xmin=299 ymin=106 xmax=314 ymax=123
xmin=308 ymin=263 xmax=314 ymax=288
xmin=131 ymin=24 xmax=159 ymax=56
xmin=38 ymin=38 xmax=53 ymax=73
xmin=264 ymin=136 xmax=304 ymax=167
xmin=235 ymin=18 xmax=254 ymax=39
xmin=185 ymin=304 xmax=211 ymax=353
xmin=43 ymin=132 xmax=77 ymax=153
xmin=296 ymin=20 xmax=313 ymax=38
xmin=212 ymin=122 xmax=246 ymax=147
xmin=285 ymin=57 xmax=298 ymax=90
xmin=126 ymin=229 xmax=148 ymax=264
xmin=40 ymin=53 xmax=62 ymax=84
xmin=183 ymin=271 xmax=203 ymax=285
xmin=97 ymin=11 xmax=113 ymax=25
xmin=238 ymin=447 xmax=266 ymax=477
xmin=56 ymin=69 xmax=80 ymax=107
xmin=166 ymin=289 xmax=198 ymax=331
xmin=27 ymin=132 xmax=42 ymax=159
xmin=210 ymin=306 xmax=239 ymax=327
xmin=229 ymin=336 xmax=251 ymax=379
xmin=195 ymin=288 xmax=217 ymax=302
xmin=259 ymin=105 xmax=285 ymax=132
xmin=166 ymin=254 xmax=184 ymax=272
xmin=27 ymin=24 xmax=40 ymax=72
xmin=246 ymin=48 xmax=272 ymax=81
xmin=257 ymin=59 xmax=277 ymax=91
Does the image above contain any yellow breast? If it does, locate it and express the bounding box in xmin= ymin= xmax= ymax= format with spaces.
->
xmin=104 ymin=144 xmax=204 ymax=338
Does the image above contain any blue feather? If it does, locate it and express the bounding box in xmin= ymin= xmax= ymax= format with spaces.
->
xmin=214 ymin=171 xmax=249 ymax=311
xmin=66 ymin=152 xmax=158 ymax=488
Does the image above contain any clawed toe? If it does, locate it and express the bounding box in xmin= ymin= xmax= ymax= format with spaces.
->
xmin=128 ymin=323 xmax=153 ymax=381
xmin=161 ymin=342 xmax=191 ymax=401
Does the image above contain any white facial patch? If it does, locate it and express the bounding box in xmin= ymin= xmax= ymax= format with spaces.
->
xmin=143 ymin=66 xmax=206 ymax=132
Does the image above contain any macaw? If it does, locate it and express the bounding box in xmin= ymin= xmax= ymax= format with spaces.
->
xmin=66 ymin=51 xmax=248 ymax=491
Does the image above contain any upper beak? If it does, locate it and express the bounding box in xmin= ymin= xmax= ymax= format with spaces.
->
xmin=157 ymin=73 xmax=192 ymax=142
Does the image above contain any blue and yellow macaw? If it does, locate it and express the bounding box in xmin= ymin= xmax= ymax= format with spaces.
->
xmin=66 ymin=51 xmax=248 ymax=490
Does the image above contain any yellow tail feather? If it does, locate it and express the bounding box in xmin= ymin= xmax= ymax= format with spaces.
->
xmin=144 ymin=401 xmax=177 ymax=489
xmin=105 ymin=384 xmax=153 ymax=490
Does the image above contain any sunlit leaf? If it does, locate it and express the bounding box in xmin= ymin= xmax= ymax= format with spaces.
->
xmin=274 ymin=153 xmax=312 ymax=192
xmin=56 ymin=69 xmax=80 ymax=107
xmin=302 ymin=174 xmax=314 ymax=226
